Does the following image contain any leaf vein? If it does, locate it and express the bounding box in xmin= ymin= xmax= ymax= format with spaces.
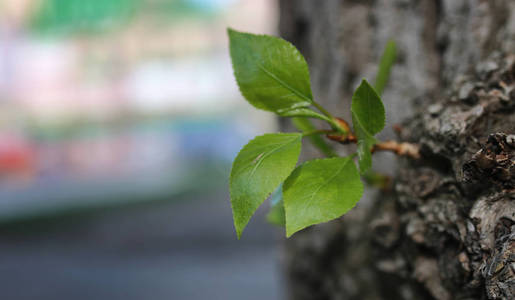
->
xmin=257 ymin=64 xmax=312 ymax=104
xmin=302 ymin=160 xmax=349 ymax=216
xmin=247 ymin=136 xmax=299 ymax=182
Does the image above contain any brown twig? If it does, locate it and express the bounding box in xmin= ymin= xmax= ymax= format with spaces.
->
xmin=326 ymin=117 xmax=357 ymax=143
xmin=372 ymin=140 xmax=421 ymax=159
xmin=325 ymin=118 xmax=421 ymax=159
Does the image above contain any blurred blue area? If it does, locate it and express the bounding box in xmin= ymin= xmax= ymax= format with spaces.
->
xmin=0 ymin=0 xmax=281 ymax=299
xmin=0 ymin=188 xmax=283 ymax=300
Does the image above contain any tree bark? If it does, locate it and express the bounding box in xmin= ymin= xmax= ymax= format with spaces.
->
xmin=278 ymin=1 xmax=515 ymax=299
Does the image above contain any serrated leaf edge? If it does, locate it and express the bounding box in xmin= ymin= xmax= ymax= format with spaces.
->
xmin=227 ymin=28 xmax=314 ymax=112
xmin=351 ymin=79 xmax=385 ymax=136
xmin=284 ymin=156 xmax=364 ymax=237
xmin=229 ymin=132 xmax=302 ymax=239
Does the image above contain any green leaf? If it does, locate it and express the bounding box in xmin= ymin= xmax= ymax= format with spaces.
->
xmin=292 ymin=118 xmax=337 ymax=157
xmin=278 ymin=108 xmax=331 ymax=122
xmin=351 ymin=79 xmax=385 ymax=135
xmin=266 ymin=185 xmax=285 ymax=226
xmin=283 ymin=157 xmax=363 ymax=237
xmin=374 ymin=40 xmax=397 ymax=95
xmin=352 ymin=112 xmax=376 ymax=173
xmin=351 ymin=79 xmax=384 ymax=173
xmin=228 ymin=28 xmax=313 ymax=113
xmin=230 ymin=133 xmax=302 ymax=238
xmin=362 ymin=170 xmax=391 ymax=189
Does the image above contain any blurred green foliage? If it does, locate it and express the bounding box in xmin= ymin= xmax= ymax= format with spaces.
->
xmin=30 ymin=0 xmax=216 ymax=35
xmin=30 ymin=0 xmax=138 ymax=34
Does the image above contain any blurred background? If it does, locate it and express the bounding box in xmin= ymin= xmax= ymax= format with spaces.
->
xmin=0 ymin=0 xmax=283 ymax=299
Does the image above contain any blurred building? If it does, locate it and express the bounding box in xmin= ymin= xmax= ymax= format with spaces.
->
xmin=0 ymin=2 xmax=284 ymax=299
xmin=0 ymin=0 xmax=278 ymax=219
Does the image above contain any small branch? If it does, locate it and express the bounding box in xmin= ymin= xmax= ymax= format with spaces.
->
xmin=312 ymin=101 xmax=335 ymax=120
xmin=312 ymin=102 xmax=345 ymax=132
xmin=372 ymin=140 xmax=420 ymax=159
xmin=302 ymin=129 xmax=337 ymax=137
xmin=324 ymin=118 xmax=421 ymax=159
xmin=326 ymin=118 xmax=357 ymax=143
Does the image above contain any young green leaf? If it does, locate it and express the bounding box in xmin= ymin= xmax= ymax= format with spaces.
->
xmin=283 ymin=157 xmax=363 ymax=237
xmin=292 ymin=118 xmax=337 ymax=157
xmin=228 ymin=28 xmax=313 ymax=113
xmin=352 ymin=112 xmax=376 ymax=173
xmin=230 ymin=133 xmax=302 ymax=238
xmin=351 ymin=79 xmax=385 ymax=135
xmin=351 ymin=79 xmax=384 ymax=173
xmin=374 ymin=40 xmax=397 ymax=95
xmin=266 ymin=185 xmax=285 ymax=226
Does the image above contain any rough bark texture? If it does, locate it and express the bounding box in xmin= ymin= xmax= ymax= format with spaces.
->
xmin=278 ymin=1 xmax=515 ymax=299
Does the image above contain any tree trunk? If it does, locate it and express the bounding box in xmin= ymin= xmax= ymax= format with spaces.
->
xmin=278 ymin=1 xmax=515 ymax=299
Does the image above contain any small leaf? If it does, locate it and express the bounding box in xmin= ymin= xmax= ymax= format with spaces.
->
xmin=228 ymin=28 xmax=313 ymax=113
xmin=351 ymin=79 xmax=384 ymax=173
xmin=266 ymin=185 xmax=285 ymax=226
xmin=283 ymin=157 xmax=363 ymax=237
xmin=352 ymin=112 xmax=376 ymax=173
xmin=292 ymin=118 xmax=337 ymax=157
xmin=362 ymin=170 xmax=391 ymax=189
xmin=374 ymin=40 xmax=397 ymax=95
xmin=230 ymin=133 xmax=302 ymax=238
xmin=351 ymin=79 xmax=385 ymax=136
